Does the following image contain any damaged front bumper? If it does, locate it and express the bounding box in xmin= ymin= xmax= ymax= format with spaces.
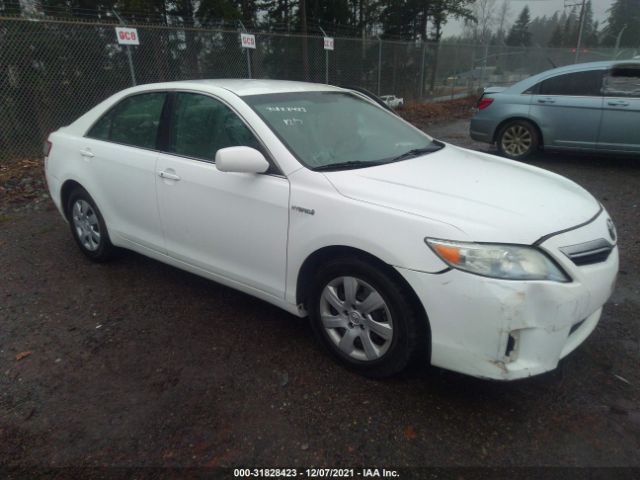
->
xmin=397 ymin=212 xmax=619 ymax=381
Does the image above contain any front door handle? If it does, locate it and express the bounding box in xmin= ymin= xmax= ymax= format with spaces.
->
xmin=158 ymin=170 xmax=181 ymax=181
xmin=537 ymin=97 xmax=556 ymax=104
xmin=79 ymin=148 xmax=95 ymax=158
xmin=607 ymin=100 xmax=630 ymax=107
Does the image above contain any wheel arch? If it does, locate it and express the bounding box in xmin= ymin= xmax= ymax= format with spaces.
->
xmin=60 ymin=179 xmax=85 ymax=220
xmin=295 ymin=245 xmax=430 ymax=342
xmin=493 ymin=117 xmax=544 ymax=147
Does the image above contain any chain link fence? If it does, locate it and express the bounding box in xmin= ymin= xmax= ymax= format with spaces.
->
xmin=0 ymin=15 xmax=630 ymax=163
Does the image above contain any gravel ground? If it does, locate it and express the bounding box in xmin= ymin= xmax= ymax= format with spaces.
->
xmin=1 ymin=118 xmax=639 ymax=473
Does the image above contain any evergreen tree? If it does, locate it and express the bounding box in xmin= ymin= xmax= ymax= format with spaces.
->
xmin=548 ymin=24 xmax=564 ymax=47
xmin=602 ymin=0 xmax=640 ymax=48
xmin=196 ymin=0 xmax=240 ymax=24
xmin=505 ymin=5 xmax=531 ymax=46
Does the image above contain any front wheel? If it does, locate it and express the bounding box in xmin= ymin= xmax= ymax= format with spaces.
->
xmin=309 ymin=258 xmax=428 ymax=378
xmin=496 ymin=120 xmax=539 ymax=160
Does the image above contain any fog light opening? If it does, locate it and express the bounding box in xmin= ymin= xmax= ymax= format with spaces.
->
xmin=505 ymin=331 xmax=520 ymax=361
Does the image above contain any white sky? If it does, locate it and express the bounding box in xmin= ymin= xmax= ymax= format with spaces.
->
xmin=442 ymin=0 xmax=613 ymax=37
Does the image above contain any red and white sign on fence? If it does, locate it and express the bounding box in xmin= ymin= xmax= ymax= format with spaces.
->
xmin=115 ymin=27 xmax=140 ymax=45
xmin=241 ymin=33 xmax=256 ymax=49
xmin=323 ymin=37 xmax=334 ymax=51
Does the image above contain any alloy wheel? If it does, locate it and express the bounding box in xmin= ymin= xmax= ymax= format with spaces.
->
xmin=501 ymin=124 xmax=533 ymax=157
xmin=319 ymin=276 xmax=393 ymax=362
xmin=72 ymin=199 xmax=101 ymax=252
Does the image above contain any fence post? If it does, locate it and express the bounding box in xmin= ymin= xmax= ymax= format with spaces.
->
xmin=239 ymin=21 xmax=252 ymax=79
xmin=319 ymin=27 xmax=329 ymax=84
xmin=112 ymin=10 xmax=137 ymax=86
xmin=377 ymin=36 xmax=382 ymax=95
xmin=419 ymin=42 xmax=426 ymax=100
xmin=479 ymin=41 xmax=489 ymax=91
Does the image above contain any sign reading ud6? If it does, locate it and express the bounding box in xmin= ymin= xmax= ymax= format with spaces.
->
xmin=115 ymin=27 xmax=140 ymax=46
xmin=240 ymin=33 xmax=256 ymax=49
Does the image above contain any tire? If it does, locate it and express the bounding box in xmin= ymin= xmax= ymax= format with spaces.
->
xmin=66 ymin=187 xmax=115 ymax=262
xmin=496 ymin=119 xmax=539 ymax=160
xmin=309 ymin=257 xmax=428 ymax=378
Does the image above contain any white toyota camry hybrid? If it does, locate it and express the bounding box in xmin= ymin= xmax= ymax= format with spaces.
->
xmin=44 ymin=80 xmax=619 ymax=380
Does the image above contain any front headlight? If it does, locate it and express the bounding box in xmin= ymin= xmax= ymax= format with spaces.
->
xmin=425 ymin=238 xmax=570 ymax=282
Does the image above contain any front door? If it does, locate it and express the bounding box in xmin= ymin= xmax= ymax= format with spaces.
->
xmin=155 ymin=92 xmax=290 ymax=298
xmin=529 ymin=68 xmax=604 ymax=150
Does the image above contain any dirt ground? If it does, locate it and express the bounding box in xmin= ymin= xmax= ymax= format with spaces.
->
xmin=1 ymin=113 xmax=639 ymax=476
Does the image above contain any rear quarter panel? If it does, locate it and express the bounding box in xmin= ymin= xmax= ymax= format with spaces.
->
xmin=471 ymin=93 xmax=533 ymax=143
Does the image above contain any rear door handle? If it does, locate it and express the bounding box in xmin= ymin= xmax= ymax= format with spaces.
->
xmin=537 ymin=97 xmax=555 ymax=104
xmin=158 ymin=170 xmax=181 ymax=181
xmin=79 ymin=148 xmax=94 ymax=158
xmin=607 ymin=100 xmax=629 ymax=107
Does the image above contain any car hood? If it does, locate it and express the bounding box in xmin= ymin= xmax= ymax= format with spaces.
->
xmin=322 ymin=145 xmax=601 ymax=244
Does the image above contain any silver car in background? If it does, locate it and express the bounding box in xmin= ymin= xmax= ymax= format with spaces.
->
xmin=470 ymin=61 xmax=640 ymax=160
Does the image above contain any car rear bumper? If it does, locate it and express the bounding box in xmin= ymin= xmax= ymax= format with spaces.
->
xmin=44 ymin=166 xmax=65 ymax=217
xmin=469 ymin=116 xmax=495 ymax=143
xmin=397 ymin=212 xmax=618 ymax=381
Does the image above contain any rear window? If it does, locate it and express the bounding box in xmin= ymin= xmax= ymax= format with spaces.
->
xmin=87 ymin=92 xmax=167 ymax=149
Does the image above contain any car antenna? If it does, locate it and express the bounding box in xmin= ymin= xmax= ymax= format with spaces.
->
xmin=547 ymin=57 xmax=557 ymax=68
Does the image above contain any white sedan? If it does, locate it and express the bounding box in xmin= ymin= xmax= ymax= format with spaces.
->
xmin=44 ymin=80 xmax=618 ymax=380
xmin=380 ymin=94 xmax=404 ymax=109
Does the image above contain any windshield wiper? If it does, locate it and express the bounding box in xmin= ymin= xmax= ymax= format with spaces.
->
xmin=313 ymin=160 xmax=385 ymax=171
xmin=388 ymin=141 xmax=445 ymax=163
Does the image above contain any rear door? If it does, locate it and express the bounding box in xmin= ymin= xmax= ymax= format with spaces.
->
xmin=529 ymin=69 xmax=604 ymax=150
xmin=83 ymin=91 xmax=167 ymax=251
xmin=598 ymin=64 xmax=640 ymax=153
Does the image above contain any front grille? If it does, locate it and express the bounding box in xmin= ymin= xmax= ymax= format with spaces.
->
xmin=559 ymin=238 xmax=614 ymax=266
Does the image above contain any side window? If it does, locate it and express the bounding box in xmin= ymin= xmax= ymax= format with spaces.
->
xmin=87 ymin=111 xmax=111 ymax=141
xmin=87 ymin=92 xmax=166 ymax=149
xmin=168 ymin=92 xmax=260 ymax=161
xmin=536 ymin=70 xmax=603 ymax=96
xmin=604 ymin=66 xmax=640 ymax=98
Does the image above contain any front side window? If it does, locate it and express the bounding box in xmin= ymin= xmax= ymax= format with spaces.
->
xmin=167 ymin=92 xmax=260 ymax=161
xmin=87 ymin=92 xmax=166 ymax=149
xmin=604 ymin=66 xmax=640 ymax=98
xmin=244 ymin=92 xmax=436 ymax=170
xmin=536 ymin=70 xmax=603 ymax=97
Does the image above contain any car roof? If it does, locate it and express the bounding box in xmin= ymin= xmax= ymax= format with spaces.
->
xmin=121 ymin=79 xmax=346 ymax=97
xmin=507 ymin=60 xmax=640 ymax=92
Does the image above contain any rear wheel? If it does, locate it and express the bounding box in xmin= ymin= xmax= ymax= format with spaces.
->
xmin=497 ymin=120 xmax=539 ymax=160
xmin=309 ymin=257 xmax=427 ymax=377
xmin=66 ymin=187 xmax=115 ymax=262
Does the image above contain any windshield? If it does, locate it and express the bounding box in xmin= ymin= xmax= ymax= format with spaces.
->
xmin=244 ymin=91 xmax=435 ymax=170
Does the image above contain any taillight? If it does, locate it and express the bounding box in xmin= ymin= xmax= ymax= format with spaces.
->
xmin=477 ymin=97 xmax=494 ymax=110
xmin=43 ymin=139 xmax=52 ymax=157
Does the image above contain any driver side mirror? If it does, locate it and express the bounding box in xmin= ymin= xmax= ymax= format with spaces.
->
xmin=215 ymin=146 xmax=270 ymax=174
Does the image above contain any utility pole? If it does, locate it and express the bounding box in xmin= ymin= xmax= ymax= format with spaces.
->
xmin=565 ymin=0 xmax=587 ymax=63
